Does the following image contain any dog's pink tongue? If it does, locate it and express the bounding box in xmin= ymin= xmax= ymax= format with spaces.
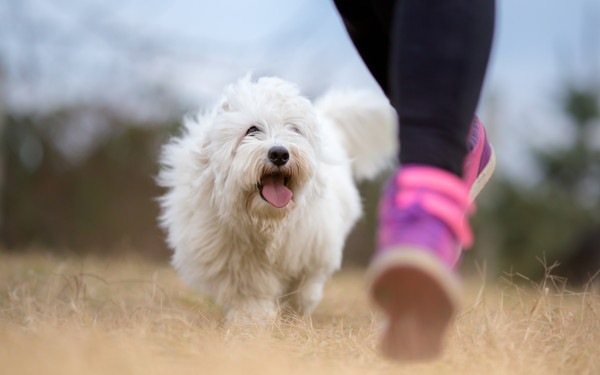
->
xmin=261 ymin=175 xmax=292 ymax=208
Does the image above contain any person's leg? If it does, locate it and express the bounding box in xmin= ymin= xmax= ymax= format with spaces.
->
xmin=391 ymin=0 xmax=495 ymax=176
xmin=368 ymin=0 xmax=496 ymax=361
xmin=335 ymin=0 xmax=494 ymax=177
xmin=335 ymin=0 xmax=496 ymax=361
xmin=333 ymin=0 xmax=394 ymax=95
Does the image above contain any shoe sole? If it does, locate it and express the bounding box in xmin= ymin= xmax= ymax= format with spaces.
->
xmin=469 ymin=145 xmax=496 ymax=200
xmin=366 ymin=249 xmax=462 ymax=361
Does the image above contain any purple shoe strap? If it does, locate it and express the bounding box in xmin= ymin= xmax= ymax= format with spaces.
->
xmin=396 ymin=166 xmax=475 ymax=249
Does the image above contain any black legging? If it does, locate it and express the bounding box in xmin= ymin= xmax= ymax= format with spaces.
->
xmin=334 ymin=0 xmax=495 ymax=176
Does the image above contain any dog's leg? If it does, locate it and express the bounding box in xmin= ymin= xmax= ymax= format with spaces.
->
xmin=293 ymin=273 xmax=328 ymax=317
xmin=226 ymin=298 xmax=278 ymax=327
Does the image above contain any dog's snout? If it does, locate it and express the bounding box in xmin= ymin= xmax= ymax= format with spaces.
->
xmin=268 ymin=146 xmax=290 ymax=166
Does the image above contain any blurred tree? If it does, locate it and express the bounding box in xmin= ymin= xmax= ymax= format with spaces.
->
xmin=465 ymin=5 xmax=600 ymax=284
xmin=0 ymin=0 xmax=183 ymax=257
xmin=0 ymin=63 xmax=5 ymax=243
xmin=1 ymin=108 xmax=178 ymax=258
xmin=469 ymin=71 xmax=600 ymax=285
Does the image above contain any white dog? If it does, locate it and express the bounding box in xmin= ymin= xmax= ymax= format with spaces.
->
xmin=158 ymin=76 xmax=396 ymax=324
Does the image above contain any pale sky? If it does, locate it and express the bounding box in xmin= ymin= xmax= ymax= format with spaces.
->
xmin=2 ymin=0 xmax=599 ymax=181
xmin=134 ymin=0 xmax=600 ymax=182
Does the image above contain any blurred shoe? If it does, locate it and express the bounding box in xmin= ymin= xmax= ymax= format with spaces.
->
xmin=367 ymin=118 xmax=495 ymax=361
xmin=463 ymin=116 xmax=496 ymax=199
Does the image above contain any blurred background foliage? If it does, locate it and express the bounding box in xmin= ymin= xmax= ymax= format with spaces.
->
xmin=1 ymin=109 xmax=177 ymax=258
xmin=468 ymin=83 xmax=600 ymax=284
xmin=1 ymin=0 xmax=600 ymax=286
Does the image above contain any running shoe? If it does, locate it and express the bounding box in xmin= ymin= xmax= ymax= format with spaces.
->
xmin=367 ymin=117 xmax=495 ymax=361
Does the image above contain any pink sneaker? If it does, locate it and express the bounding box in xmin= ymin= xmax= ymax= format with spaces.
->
xmin=464 ymin=117 xmax=496 ymax=199
xmin=367 ymin=117 xmax=495 ymax=361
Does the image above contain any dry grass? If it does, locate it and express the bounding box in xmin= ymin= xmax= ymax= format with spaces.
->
xmin=1 ymin=252 xmax=599 ymax=375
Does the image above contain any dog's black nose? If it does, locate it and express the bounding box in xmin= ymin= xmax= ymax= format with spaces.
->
xmin=268 ymin=146 xmax=289 ymax=166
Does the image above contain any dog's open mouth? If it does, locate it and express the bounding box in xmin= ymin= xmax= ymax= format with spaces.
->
xmin=258 ymin=172 xmax=292 ymax=208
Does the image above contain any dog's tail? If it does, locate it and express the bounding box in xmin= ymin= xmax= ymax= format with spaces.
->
xmin=316 ymin=89 xmax=398 ymax=181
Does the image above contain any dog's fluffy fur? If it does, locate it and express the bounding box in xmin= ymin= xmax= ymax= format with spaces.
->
xmin=158 ymin=76 xmax=396 ymax=324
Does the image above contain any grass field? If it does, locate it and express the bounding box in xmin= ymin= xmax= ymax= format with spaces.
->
xmin=1 ymin=251 xmax=599 ymax=375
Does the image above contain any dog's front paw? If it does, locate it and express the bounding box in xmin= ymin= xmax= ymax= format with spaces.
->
xmin=225 ymin=299 xmax=278 ymax=328
xmin=293 ymin=274 xmax=327 ymax=317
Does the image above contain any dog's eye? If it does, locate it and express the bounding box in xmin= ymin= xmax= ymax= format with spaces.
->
xmin=245 ymin=126 xmax=260 ymax=136
xmin=288 ymin=124 xmax=302 ymax=135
